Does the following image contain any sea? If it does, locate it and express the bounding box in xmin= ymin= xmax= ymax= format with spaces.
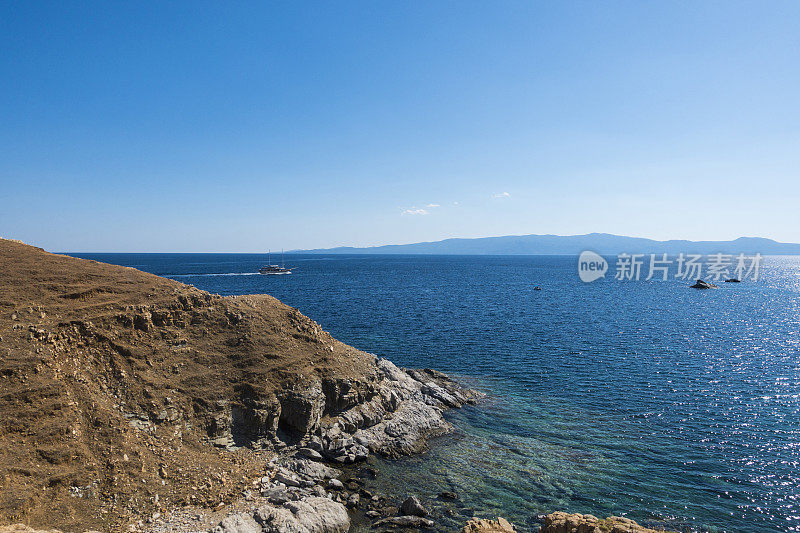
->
xmin=68 ymin=253 xmax=800 ymax=533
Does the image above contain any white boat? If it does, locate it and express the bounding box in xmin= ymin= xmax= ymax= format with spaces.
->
xmin=259 ymin=250 xmax=294 ymax=275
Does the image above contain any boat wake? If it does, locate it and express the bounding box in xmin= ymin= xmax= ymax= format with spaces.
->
xmin=166 ymin=272 xmax=262 ymax=278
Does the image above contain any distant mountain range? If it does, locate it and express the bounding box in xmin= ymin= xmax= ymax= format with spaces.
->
xmin=295 ymin=233 xmax=800 ymax=255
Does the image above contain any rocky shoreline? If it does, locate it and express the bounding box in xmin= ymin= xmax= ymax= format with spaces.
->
xmin=205 ymin=357 xmax=484 ymax=462
xmin=171 ymin=360 xmax=484 ymax=532
xmin=142 ymin=365 xmax=673 ymax=533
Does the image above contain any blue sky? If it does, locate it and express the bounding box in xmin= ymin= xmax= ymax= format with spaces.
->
xmin=1 ymin=1 xmax=799 ymax=252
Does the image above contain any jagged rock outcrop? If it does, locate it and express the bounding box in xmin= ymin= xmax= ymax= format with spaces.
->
xmin=543 ymin=512 xmax=674 ymax=533
xmin=318 ymin=360 xmax=482 ymax=461
xmin=202 ymin=356 xmax=482 ymax=462
xmin=201 ymin=366 xmax=482 ymax=531
xmin=461 ymin=517 xmax=516 ymax=532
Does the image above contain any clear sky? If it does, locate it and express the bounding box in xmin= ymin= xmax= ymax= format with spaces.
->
xmin=1 ymin=1 xmax=799 ymax=252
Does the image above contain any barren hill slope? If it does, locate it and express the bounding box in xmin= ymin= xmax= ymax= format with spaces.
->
xmin=0 ymin=239 xmax=477 ymax=531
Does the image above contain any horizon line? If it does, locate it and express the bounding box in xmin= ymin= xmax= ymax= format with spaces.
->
xmin=31 ymin=231 xmax=798 ymax=254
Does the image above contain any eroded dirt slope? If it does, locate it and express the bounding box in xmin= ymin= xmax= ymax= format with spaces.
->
xmin=0 ymin=239 xmax=378 ymax=531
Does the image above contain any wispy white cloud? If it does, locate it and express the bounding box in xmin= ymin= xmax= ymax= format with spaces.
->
xmin=402 ymin=202 xmax=441 ymax=215
xmin=493 ymin=191 xmax=511 ymax=198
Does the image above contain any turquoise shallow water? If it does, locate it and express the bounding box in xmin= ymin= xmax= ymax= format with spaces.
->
xmin=70 ymin=253 xmax=800 ymax=532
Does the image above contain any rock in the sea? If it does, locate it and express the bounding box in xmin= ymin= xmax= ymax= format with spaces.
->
xmin=372 ymin=515 xmax=435 ymax=529
xmin=346 ymin=492 xmax=361 ymax=508
xmin=400 ymin=495 xmax=428 ymax=517
xmin=439 ymin=491 xmax=459 ymax=500
xmin=543 ymin=512 xmax=672 ymax=533
xmin=690 ymin=279 xmax=718 ymax=289
xmin=461 ymin=517 xmax=516 ymax=532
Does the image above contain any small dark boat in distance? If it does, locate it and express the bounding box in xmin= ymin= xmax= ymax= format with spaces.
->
xmin=724 ymin=278 xmax=741 ymax=283
xmin=259 ymin=250 xmax=294 ymax=275
xmin=533 ymin=286 xmax=542 ymax=291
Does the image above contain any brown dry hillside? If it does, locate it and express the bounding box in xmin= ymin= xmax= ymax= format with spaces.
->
xmin=0 ymin=239 xmax=379 ymax=531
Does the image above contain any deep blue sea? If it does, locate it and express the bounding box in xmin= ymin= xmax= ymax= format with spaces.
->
xmin=69 ymin=253 xmax=800 ymax=533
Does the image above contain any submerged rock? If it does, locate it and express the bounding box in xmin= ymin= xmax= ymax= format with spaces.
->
xmin=400 ymin=495 xmax=428 ymax=517
xmin=372 ymin=515 xmax=435 ymax=529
